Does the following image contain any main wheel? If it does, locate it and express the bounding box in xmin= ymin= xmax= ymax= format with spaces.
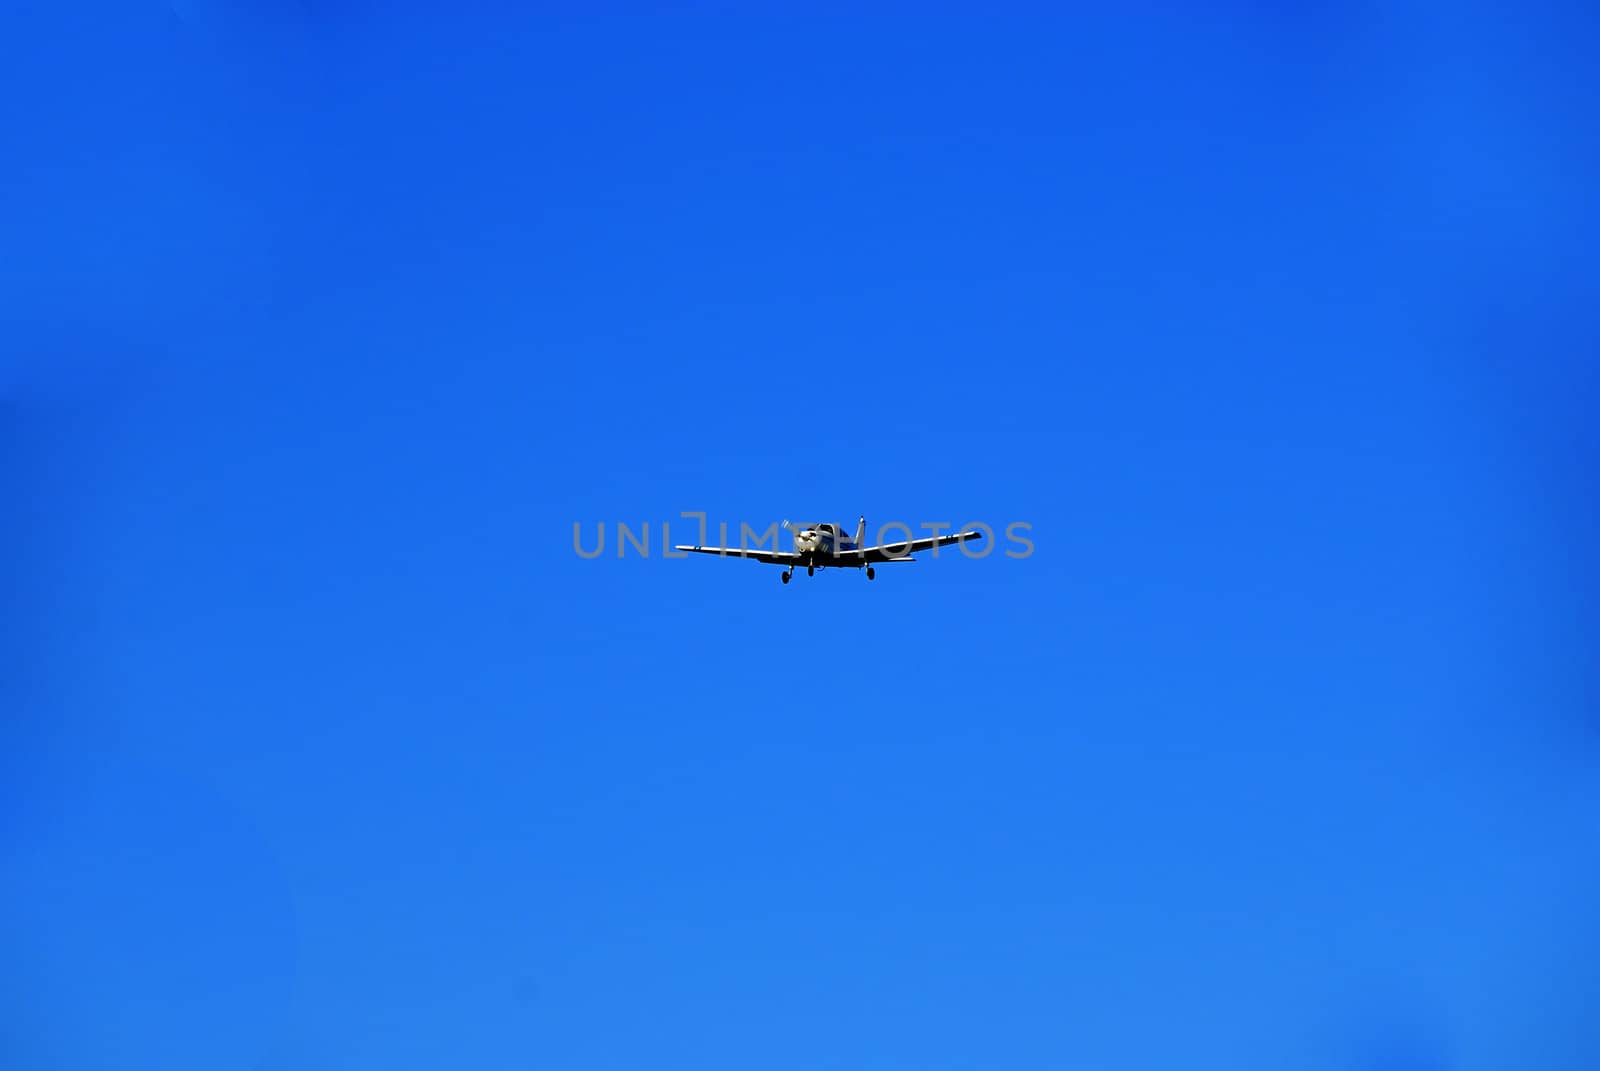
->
xmin=781 ymin=571 xmax=791 ymax=584
xmin=867 ymin=567 xmax=875 ymax=580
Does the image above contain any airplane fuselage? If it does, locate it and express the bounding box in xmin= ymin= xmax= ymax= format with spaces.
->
xmin=791 ymin=524 xmax=858 ymax=560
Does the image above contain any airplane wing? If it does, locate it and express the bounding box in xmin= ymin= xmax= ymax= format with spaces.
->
xmin=852 ymin=528 xmax=984 ymax=562
xmin=674 ymin=545 xmax=802 ymax=565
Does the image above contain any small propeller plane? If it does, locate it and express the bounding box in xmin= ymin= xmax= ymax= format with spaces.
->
xmin=675 ymin=516 xmax=983 ymax=584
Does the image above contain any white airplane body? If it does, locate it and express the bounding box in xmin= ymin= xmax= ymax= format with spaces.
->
xmin=676 ymin=516 xmax=983 ymax=584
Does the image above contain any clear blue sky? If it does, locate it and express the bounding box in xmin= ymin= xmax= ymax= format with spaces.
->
xmin=4 ymin=4 xmax=1597 ymax=1068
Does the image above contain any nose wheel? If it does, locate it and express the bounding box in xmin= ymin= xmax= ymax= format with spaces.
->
xmin=781 ymin=569 xmax=792 ymax=584
xmin=866 ymin=566 xmax=875 ymax=580
xmin=807 ymin=565 xmax=815 ymax=577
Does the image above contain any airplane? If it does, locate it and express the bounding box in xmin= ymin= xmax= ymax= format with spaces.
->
xmin=675 ymin=516 xmax=984 ymax=584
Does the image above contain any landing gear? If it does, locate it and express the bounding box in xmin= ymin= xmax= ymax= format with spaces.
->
xmin=866 ymin=566 xmax=876 ymax=580
xmin=781 ymin=569 xmax=792 ymax=584
xmin=807 ymin=565 xmax=815 ymax=577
